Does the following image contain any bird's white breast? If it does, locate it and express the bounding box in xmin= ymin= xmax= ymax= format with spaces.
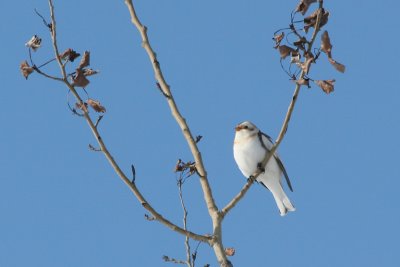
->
xmin=233 ymin=134 xmax=265 ymax=178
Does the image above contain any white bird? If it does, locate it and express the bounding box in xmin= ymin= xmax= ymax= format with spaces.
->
xmin=233 ymin=121 xmax=295 ymax=216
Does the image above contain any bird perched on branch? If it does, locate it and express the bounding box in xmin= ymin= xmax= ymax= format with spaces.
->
xmin=233 ymin=121 xmax=295 ymax=216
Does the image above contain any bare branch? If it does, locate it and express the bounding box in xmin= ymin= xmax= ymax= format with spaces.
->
xmin=124 ymin=1 xmax=229 ymax=265
xmin=124 ymin=0 xmax=218 ymax=214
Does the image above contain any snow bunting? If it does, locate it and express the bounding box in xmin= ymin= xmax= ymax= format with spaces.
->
xmin=233 ymin=121 xmax=295 ymax=216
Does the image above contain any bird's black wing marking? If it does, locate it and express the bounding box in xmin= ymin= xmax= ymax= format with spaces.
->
xmin=259 ymin=180 xmax=271 ymax=192
xmin=260 ymin=132 xmax=294 ymax=192
xmin=274 ymin=154 xmax=293 ymax=192
xmin=261 ymin=131 xmax=274 ymax=144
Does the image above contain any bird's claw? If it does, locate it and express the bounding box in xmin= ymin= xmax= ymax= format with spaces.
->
xmin=257 ymin=163 xmax=265 ymax=173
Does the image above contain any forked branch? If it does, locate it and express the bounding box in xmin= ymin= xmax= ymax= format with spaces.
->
xmin=45 ymin=0 xmax=210 ymax=245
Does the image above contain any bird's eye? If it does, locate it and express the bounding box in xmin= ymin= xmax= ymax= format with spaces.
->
xmin=243 ymin=125 xmax=248 ymax=129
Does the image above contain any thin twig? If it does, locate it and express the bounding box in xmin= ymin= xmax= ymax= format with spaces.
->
xmin=34 ymin=8 xmax=52 ymax=29
xmin=94 ymin=115 xmax=103 ymax=128
xmin=177 ymin=177 xmax=192 ymax=267
xmin=46 ymin=0 xmax=210 ymax=244
xmin=36 ymin=57 xmax=57 ymax=69
xmin=33 ymin=65 xmax=64 ymax=82
xmin=221 ymin=0 xmax=325 ymax=218
xmin=163 ymin=255 xmax=187 ymax=265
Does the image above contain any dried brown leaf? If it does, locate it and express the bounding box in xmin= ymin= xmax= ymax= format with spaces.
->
xmin=174 ymin=159 xmax=183 ymax=172
xmin=87 ymin=99 xmax=106 ymax=113
xmin=278 ymin=45 xmax=295 ymax=59
xmin=25 ymin=35 xmax=42 ymax=51
xmin=315 ymin=79 xmax=335 ymax=94
xmin=225 ymin=248 xmax=235 ymax=257
xmin=82 ymin=68 xmax=99 ymax=76
xmin=78 ymin=51 xmax=90 ymax=70
xmin=273 ymin=32 xmax=285 ymax=48
xmin=295 ymin=0 xmax=317 ymax=15
xmin=71 ymin=68 xmax=90 ymax=88
xmin=320 ymin=31 xmax=332 ymax=55
xmin=328 ymin=58 xmax=346 ymax=73
xmin=59 ymin=48 xmax=80 ymax=62
xmin=20 ymin=61 xmax=34 ymax=79
xmin=304 ymin=9 xmax=330 ymax=33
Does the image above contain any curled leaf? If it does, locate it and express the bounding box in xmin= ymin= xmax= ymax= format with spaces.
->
xmin=320 ymin=31 xmax=332 ymax=55
xmin=82 ymin=68 xmax=99 ymax=76
xmin=20 ymin=61 xmax=34 ymax=79
xmin=273 ymin=32 xmax=284 ymax=48
xmin=59 ymin=48 xmax=80 ymax=62
xmin=315 ymin=79 xmax=335 ymax=94
xmin=25 ymin=35 xmax=42 ymax=51
xmin=304 ymin=9 xmax=329 ymax=33
xmin=87 ymin=99 xmax=106 ymax=113
xmin=78 ymin=51 xmax=90 ymax=69
xmin=278 ymin=45 xmax=295 ymax=59
xmin=71 ymin=68 xmax=90 ymax=88
xmin=225 ymin=248 xmax=235 ymax=257
xmin=295 ymin=0 xmax=317 ymax=15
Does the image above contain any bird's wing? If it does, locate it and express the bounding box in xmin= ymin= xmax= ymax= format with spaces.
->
xmin=260 ymin=132 xmax=293 ymax=192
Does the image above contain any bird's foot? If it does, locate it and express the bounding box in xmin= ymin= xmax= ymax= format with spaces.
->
xmin=257 ymin=163 xmax=265 ymax=173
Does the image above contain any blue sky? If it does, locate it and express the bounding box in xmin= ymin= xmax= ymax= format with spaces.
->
xmin=1 ymin=0 xmax=399 ymax=266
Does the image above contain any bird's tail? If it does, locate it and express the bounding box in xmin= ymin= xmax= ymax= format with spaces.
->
xmin=272 ymin=188 xmax=295 ymax=216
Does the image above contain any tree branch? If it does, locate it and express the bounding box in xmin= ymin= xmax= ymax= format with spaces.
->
xmin=47 ymin=0 xmax=210 ymax=245
xmin=221 ymin=0 xmax=325 ymax=218
xmin=124 ymin=0 xmax=218 ymax=215
xmin=124 ymin=1 xmax=230 ymax=265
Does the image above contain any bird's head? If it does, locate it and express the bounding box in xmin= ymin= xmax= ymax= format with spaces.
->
xmin=234 ymin=121 xmax=259 ymax=139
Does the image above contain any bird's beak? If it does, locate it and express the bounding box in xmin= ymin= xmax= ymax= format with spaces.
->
xmin=235 ymin=125 xmax=244 ymax=131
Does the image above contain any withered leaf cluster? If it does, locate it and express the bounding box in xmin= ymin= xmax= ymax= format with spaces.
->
xmin=71 ymin=51 xmax=98 ymax=88
xmin=174 ymin=159 xmax=196 ymax=177
xmin=273 ymin=0 xmax=345 ymax=94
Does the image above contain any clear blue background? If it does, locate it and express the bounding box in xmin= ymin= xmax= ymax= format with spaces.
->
xmin=1 ymin=0 xmax=399 ymax=266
